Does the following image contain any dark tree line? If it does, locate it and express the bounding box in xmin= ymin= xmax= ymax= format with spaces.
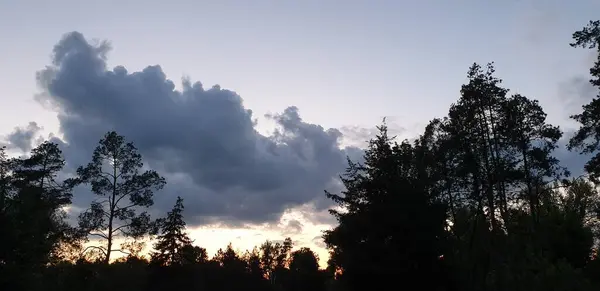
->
xmin=3 ymin=20 xmax=600 ymax=291
xmin=323 ymin=20 xmax=600 ymax=291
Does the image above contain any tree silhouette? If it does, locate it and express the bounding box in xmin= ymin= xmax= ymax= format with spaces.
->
xmin=411 ymin=62 xmax=571 ymax=290
xmin=324 ymin=123 xmax=449 ymax=290
xmin=259 ymin=237 xmax=293 ymax=285
xmin=214 ymin=243 xmax=247 ymax=272
xmin=244 ymin=247 xmax=263 ymax=278
xmin=568 ymin=20 xmax=600 ymax=182
xmin=71 ymin=131 xmax=166 ymax=264
xmin=152 ymin=196 xmax=193 ymax=265
xmin=178 ymin=244 xmax=208 ymax=265
xmin=289 ymin=247 xmax=319 ymax=274
xmin=0 ymin=142 xmax=75 ymax=290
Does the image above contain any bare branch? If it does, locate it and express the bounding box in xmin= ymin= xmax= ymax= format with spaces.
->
xmin=81 ymin=205 xmax=111 ymax=220
xmin=118 ymin=203 xmax=137 ymax=211
xmin=114 ymin=191 xmax=129 ymax=206
xmin=92 ymin=198 xmax=110 ymax=205
xmin=94 ymin=172 xmax=115 ymax=187
xmin=112 ymin=248 xmax=132 ymax=256
xmin=80 ymin=245 xmax=107 ymax=256
xmin=112 ymin=223 xmax=132 ymax=236
xmin=89 ymin=232 xmax=109 ymax=239
xmin=102 ymin=171 xmax=115 ymax=180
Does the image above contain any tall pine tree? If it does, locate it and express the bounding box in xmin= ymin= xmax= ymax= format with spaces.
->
xmin=73 ymin=131 xmax=166 ymax=264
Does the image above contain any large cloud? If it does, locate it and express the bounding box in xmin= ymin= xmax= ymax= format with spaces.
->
xmin=10 ymin=31 xmax=594 ymax=229
xmin=29 ymin=31 xmax=362 ymax=226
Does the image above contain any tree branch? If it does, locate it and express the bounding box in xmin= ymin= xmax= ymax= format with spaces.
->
xmin=89 ymin=231 xmax=109 ymax=239
xmin=114 ymin=191 xmax=129 ymax=206
xmin=113 ymin=180 xmax=157 ymax=208
xmin=112 ymin=223 xmax=132 ymax=235
xmin=100 ymin=169 xmax=115 ymax=180
xmin=81 ymin=205 xmax=111 ymax=220
xmin=80 ymin=245 xmax=107 ymax=256
xmin=118 ymin=203 xmax=137 ymax=211
xmin=92 ymin=198 xmax=110 ymax=205
xmin=112 ymin=248 xmax=132 ymax=256
xmin=95 ymin=172 xmax=115 ymax=187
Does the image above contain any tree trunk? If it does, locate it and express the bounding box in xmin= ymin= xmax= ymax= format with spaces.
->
xmin=105 ymin=157 xmax=118 ymax=265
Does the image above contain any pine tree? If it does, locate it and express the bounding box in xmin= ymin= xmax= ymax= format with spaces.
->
xmin=323 ymin=123 xmax=448 ymax=291
xmin=0 ymin=142 xmax=75 ymax=290
xmin=72 ymin=131 xmax=166 ymax=264
xmin=152 ymin=196 xmax=192 ymax=265
xmin=567 ymin=20 xmax=600 ymax=181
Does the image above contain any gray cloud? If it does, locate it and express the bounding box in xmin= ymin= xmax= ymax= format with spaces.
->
xmin=558 ymin=50 xmax=598 ymax=115
xmin=285 ymin=219 xmax=303 ymax=234
xmin=559 ymin=75 xmax=596 ymax=114
xmin=32 ymin=31 xmax=362 ymax=226
xmin=554 ymin=136 xmax=590 ymax=179
xmin=312 ymin=236 xmax=326 ymax=249
xmin=3 ymin=122 xmax=43 ymax=152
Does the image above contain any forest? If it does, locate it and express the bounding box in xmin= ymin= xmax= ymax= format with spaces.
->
xmin=3 ymin=20 xmax=600 ymax=291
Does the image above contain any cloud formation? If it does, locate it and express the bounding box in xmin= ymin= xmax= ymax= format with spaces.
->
xmin=4 ymin=122 xmax=43 ymax=152
xmin=5 ymin=31 xmax=594 ymax=230
xmin=558 ymin=50 xmax=598 ymax=116
xmin=28 ymin=31 xmax=362 ymax=226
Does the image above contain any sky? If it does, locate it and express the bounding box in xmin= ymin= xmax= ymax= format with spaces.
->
xmin=0 ymin=0 xmax=599 ymax=265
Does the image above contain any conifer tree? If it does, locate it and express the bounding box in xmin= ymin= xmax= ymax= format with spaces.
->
xmin=324 ymin=123 xmax=448 ymax=291
xmin=73 ymin=131 xmax=166 ymax=264
xmin=568 ymin=20 xmax=600 ymax=181
xmin=152 ymin=196 xmax=192 ymax=265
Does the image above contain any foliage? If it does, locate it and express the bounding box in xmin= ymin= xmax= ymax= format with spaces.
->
xmin=151 ymin=196 xmax=193 ymax=265
xmin=0 ymin=142 xmax=76 ymax=290
xmin=70 ymin=131 xmax=166 ymax=263
xmin=568 ymin=20 xmax=600 ymax=181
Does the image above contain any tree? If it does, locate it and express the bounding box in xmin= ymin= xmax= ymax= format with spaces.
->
xmin=567 ymin=20 xmax=600 ymax=181
xmin=214 ymin=243 xmax=247 ymax=272
xmin=73 ymin=131 xmax=166 ymax=264
xmin=12 ymin=142 xmax=77 ymax=262
xmin=178 ymin=244 xmax=207 ymax=265
xmin=244 ymin=247 xmax=263 ymax=278
xmin=323 ymin=123 xmax=448 ymax=290
xmin=287 ymin=248 xmax=326 ymax=291
xmin=0 ymin=142 xmax=75 ymax=290
xmin=501 ymin=94 xmax=566 ymax=219
xmin=0 ymin=146 xmax=13 ymax=269
xmin=0 ymin=146 xmax=10 ymax=210
xmin=425 ymin=63 xmax=568 ymax=290
xmin=289 ymin=247 xmax=319 ymax=274
xmin=259 ymin=240 xmax=277 ymax=280
xmin=259 ymin=237 xmax=293 ymax=284
xmin=152 ymin=196 xmax=193 ymax=265
xmin=546 ymin=179 xmax=597 ymax=268
xmin=438 ymin=63 xmax=520 ymax=230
